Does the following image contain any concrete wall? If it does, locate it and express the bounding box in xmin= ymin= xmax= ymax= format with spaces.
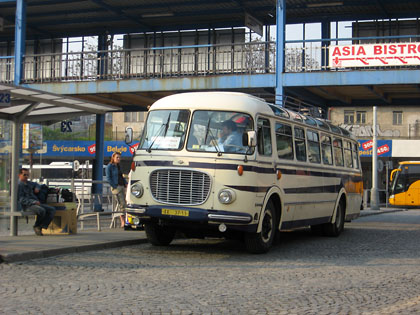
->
xmin=330 ymin=106 xmax=420 ymax=139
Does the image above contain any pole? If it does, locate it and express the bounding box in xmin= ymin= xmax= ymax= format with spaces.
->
xmin=370 ymin=106 xmax=380 ymax=210
xmin=10 ymin=121 xmax=21 ymax=236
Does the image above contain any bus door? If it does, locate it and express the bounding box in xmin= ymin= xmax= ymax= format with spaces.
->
xmin=256 ymin=117 xmax=275 ymax=203
xmin=403 ymin=165 xmax=420 ymax=206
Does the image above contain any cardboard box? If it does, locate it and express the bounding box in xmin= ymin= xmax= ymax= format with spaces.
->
xmin=42 ymin=202 xmax=77 ymax=235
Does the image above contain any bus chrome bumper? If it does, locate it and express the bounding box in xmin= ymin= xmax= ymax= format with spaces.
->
xmin=126 ymin=204 xmax=252 ymax=224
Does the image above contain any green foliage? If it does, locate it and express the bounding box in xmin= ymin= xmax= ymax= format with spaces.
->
xmin=42 ymin=126 xmax=93 ymax=141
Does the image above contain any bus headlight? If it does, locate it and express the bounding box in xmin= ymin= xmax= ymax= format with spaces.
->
xmin=218 ymin=189 xmax=236 ymax=204
xmin=131 ymin=183 xmax=144 ymax=198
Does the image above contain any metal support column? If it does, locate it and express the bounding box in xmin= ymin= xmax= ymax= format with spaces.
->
xmin=321 ymin=20 xmax=331 ymax=69
xmin=91 ymin=35 xmax=108 ymax=211
xmin=275 ymin=0 xmax=285 ymax=106
xmin=92 ymin=114 xmax=105 ymax=211
xmin=10 ymin=120 xmax=21 ymax=236
xmin=371 ymin=106 xmax=380 ymax=210
xmin=14 ymin=0 xmax=26 ymax=85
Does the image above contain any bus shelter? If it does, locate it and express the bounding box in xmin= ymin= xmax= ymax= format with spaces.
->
xmin=0 ymin=83 xmax=121 ymax=235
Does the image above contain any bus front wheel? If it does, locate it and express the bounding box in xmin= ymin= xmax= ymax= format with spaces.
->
xmin=144 ymin=223 xmax=176 ymax=246
xmin=244 ymin=201 xmax=276 ymax=254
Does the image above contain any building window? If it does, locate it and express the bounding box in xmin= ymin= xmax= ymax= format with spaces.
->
xmin=124 ymin=112 xmax=142 ymax=123
xmin=393 ymin=111 xmax=402 ymax=125
xmin=344 ymin=111 xmax=354 ymax=124
xmin=356 ymin=111 xmax=366 ymax=124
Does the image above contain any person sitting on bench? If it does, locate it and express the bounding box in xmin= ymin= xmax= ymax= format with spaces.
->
xmin=18 ymin=168 xmax=56 ymax=236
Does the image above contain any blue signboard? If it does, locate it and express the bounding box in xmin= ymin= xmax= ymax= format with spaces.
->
xmin=0 ymin=140 xmax=140 ymax=157
xmin=358 ymin=140 xmax=392 ymax=157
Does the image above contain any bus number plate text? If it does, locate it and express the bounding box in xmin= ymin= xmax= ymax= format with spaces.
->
xmin=161 ymin=208 xmax=189 ymax=217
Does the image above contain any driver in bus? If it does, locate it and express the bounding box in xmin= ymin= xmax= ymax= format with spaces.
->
xmin=217 ymin=120 xmax=243 ymax=152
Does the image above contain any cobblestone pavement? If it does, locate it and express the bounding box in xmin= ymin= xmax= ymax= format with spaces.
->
xmin=1 ymin=211 xmax=420 ymax=314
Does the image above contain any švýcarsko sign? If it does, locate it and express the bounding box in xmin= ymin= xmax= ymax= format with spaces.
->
xmin=329 ymin=42 xmax=420 ymax=68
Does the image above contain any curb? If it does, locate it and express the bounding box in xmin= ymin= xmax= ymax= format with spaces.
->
xmin=0 ymin=238 xmax=149 ymax=263
xmin=359 ymin=208 xmax=406 ymax=217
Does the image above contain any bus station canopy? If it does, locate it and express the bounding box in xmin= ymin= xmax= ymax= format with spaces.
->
xmin=0 ymin=83 xmax=121 ymax=124
xmin=0 ymin=83 xmax=121 ymax=236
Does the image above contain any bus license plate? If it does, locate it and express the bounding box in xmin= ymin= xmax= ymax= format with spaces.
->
xmin=161 ymin=208 xmax=189 ymax=217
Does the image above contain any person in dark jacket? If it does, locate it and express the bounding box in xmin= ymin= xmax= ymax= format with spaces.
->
xmin=105 ymin=151 xmax=127 ymax=228
xmin=18 ymin=168 xmax=56 ymax=236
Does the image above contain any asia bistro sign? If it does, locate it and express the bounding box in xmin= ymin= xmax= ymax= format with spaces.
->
xmin=329 ymin=42 xmax=420 ymax=68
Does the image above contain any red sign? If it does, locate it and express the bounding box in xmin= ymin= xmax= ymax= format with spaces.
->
xmin=129 ymin=143 xmax=139 ymax=155
xmin=330 ymin=42 xmax=420 ymax=68
xmin=88 ymin=143 xmax=96 ymax=155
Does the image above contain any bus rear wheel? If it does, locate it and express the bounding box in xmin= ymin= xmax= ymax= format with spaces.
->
xmin=144 ymin=223 xmax=176 ymax=246
xmin=323 ymin=201 xmax=345 ymax=237
xmin=244 ymin=201 xmax=276 ymax=254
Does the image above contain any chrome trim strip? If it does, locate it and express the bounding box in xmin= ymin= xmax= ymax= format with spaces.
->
xmin=207 ymin=214 xmax=251 ymax=222
xmin=284 ymin=199 xmax=336 ymax=206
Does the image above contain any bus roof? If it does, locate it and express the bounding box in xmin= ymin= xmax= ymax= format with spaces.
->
xmin=399 ymin=161 xmax=420 ymax=165
xmin=151 ymin=92 xmax=354 ymax=139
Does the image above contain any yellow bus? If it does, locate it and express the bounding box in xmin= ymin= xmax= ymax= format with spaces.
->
xmin=125 ymin=92 xmax=363 ymax=253
xmin=389 ymin=161 xmax=420 ymax=207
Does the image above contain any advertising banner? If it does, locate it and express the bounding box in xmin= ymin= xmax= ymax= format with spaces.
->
xmin=330 ymin=42 xmax=420 ymax=68
xmin=358 ymin=140 xmax=392 ymax=157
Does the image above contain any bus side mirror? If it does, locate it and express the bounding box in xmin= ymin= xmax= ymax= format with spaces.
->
xmin=243 ymin=131 xmax=256 ymax=147
xmin=125 ymin=127 xmax=133 ymax=144
xmin=390 ymin=169 xmax=399 ymax=182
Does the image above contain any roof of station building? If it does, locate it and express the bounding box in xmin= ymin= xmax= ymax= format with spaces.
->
xmin=1 ymin=0 xmax=420 ymax=41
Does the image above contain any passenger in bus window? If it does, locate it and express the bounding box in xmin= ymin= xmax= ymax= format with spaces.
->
xmin=218 ymin=120 xmax=243 ymax=152
xmin=106 ymin=152 xmax=127 ymax=228
xmin=18 ymin=168 xmax=56 ymax=236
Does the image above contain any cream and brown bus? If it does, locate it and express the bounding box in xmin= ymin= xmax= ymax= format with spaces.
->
xmin=126 ymin=92 xmax=363 ymax=253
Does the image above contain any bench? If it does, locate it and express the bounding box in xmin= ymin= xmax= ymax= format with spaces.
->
xmin=0 ymin=210 xmax=37 ymax=224
xmin=1 ymin=203 xmax=76 ymax=235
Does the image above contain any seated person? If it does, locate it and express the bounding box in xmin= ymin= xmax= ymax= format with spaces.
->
xmin=18 ymin=168 xmax=56 ymax=236
xmin=218 ymin=120 xmax=243 ymax=152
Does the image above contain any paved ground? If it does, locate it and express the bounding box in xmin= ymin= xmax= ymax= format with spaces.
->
xmin=1 ymin=208 xmax=419 ymax=314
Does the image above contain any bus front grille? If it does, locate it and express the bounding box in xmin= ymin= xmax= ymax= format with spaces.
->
xmin=150 ymin=169 xmax=211 ymax=205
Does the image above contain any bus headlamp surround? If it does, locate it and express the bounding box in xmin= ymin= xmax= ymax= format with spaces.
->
xmin=131 ymin=183 xmax=144 ymax=198
xmin=218 ymin=189 xmax=236 ymax=204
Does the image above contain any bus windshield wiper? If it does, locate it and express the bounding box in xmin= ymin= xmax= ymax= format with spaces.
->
xmin=203 ymin=117 xmax=221 ymax=156
xmin=147 ymin=113 xmax=171 ymax=153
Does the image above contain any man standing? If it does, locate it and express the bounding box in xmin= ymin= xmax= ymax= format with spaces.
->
xmin=18 ymin=168 xmax=56 ymax=236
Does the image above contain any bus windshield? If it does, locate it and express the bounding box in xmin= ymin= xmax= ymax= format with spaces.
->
xmin=139 ymin=110 xmax=190 ymax=151
xmin=186 ymin=110 xmax=254 ymax=154
xmin=391 ymin=164 xmax=420 ymax=194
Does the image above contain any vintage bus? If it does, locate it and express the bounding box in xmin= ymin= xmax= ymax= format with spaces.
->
xmin=126 ymin=92 xmax=363 ymax=253
xmin=389 ymin=161 xmax=420 ymax=207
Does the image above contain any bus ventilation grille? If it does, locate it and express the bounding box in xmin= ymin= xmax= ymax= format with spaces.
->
xmin=150 ymin=169 xmax=211 ymax=205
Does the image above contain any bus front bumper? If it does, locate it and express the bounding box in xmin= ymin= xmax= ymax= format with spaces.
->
xmin=126 ymin=204 xmax=253 ymax=226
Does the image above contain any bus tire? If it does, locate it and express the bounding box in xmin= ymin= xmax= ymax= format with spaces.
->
xmin=244 ymin=200 xmax=276 ymax=254
xmin=144 ymin=223 xmax=176 ymax=246
xmin=323 ymin=200 xmax=345 ymax=237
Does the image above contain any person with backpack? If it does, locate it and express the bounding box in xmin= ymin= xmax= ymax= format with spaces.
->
xmin=18 ymin=168 xmax=56 ymax=236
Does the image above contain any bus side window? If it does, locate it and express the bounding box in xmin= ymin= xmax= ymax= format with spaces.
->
xmin=275 ymin=122 xmax=293 ymax=160
xmin=321 ymin=134 xmax=333 ymax=165
xmin=294 ymin=127 xmax=306 ymax=162
xmin=257 ymin=118 xmax=272 ymax=156
xmin=333 ymin=138 xmax=344 ymax=166
xmin=344 ymin=141 xmax=353 ymax=168
xmin=352 ymin=143 xmax=359 ymax=169
xmin=307 ymin=130 xmax=321 ymax=163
